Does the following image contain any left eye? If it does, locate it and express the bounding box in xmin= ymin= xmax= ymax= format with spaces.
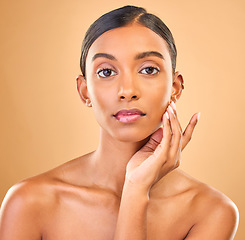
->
xmin=140 ymin=66 xmax=160 ymax=75
xmin=97 ymin=68 xmax=117 ymax=78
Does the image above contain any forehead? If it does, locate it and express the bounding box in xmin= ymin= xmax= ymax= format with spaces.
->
xmin=86 ymin=23 xmax=171 ymax=62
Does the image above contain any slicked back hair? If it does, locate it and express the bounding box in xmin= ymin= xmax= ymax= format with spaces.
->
xmin=80 ymin=5 xmax=177 ymax=77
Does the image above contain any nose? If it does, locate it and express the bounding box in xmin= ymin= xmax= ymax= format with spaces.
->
xmin=118 ymin=74 xmax=141 ymax=101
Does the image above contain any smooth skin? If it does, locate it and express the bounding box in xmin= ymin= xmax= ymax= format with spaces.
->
xmin=0 ymin=23 xmax=239 ymax=239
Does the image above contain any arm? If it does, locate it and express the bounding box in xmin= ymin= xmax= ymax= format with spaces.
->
xmin=114 ymin=181 xmax=149 ymax=240
xmin=0 ymin=183 xmax=42 ymax=240
xmin=114 ymin=102 xmax=199 ymax=239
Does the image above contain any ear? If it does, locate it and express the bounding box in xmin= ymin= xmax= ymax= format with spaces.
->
xmin=171 ymin=71 xmax=184 ymax=103
xmin=76 ymin=75 xmax=92 ymax=107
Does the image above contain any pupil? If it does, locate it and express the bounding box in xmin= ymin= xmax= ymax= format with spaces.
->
xmin=146 ymin=67 xmax=154 ymax=74
xmin=103 ymin=69 xmax=111 ymax=76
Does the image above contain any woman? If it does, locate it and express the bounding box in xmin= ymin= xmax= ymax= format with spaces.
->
xmin=0 ymin=5 xmax=239 ymax=239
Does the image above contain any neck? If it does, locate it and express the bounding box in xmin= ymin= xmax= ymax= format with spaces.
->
xmin=90 ymin=128 xmax=149 ymax=197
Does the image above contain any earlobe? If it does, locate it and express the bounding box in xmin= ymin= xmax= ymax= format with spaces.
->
xmin=76 ymin=75 xmax=91 ymax=106
xmin=171 ymin=72 xmax=184 ymax=103
xmin=85 ymin=99 xmax=92 ymax=107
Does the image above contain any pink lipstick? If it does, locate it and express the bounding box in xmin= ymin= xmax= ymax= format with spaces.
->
xmin=113 ymin=109 xmax=146 ymax=123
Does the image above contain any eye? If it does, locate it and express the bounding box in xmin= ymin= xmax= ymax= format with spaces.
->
xmin=96 ymin=68 xmax=117 ymax=78
xmin=140 ymin=66 xmax=160 ymax=75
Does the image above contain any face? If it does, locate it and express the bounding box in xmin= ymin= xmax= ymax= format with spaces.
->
xmin=78 ymin=23 xmax=182 ymax=142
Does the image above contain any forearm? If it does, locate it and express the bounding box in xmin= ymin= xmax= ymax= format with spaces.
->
xmin=114 ymin=180 xmax=149 ymax=240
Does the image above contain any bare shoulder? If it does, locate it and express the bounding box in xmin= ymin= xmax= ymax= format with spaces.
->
xmin=177 ymin=170 xmax=239 ymax=239
xmin=1 ymin=153 xmax=93 ymax=209
xmin=0 ymin=154 xmax=92 ymax=239
xmin=2 ymin=170 xmax=59 ymax=209
xmin=1 ymin=166 xmax=64 ymax=220
xmin=0 ymin=172 xmax=55 ymax=238
xmin=185 ymin=171 xmax=239 ymax=221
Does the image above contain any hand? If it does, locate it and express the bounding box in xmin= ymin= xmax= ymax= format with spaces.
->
xmin=126 ymin=102 xmax=200 ymax=191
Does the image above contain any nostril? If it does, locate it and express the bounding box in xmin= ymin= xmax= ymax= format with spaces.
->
xmin=119 ymin=95 xmax=138 ymax=100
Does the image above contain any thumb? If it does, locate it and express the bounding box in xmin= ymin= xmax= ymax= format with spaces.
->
xmin=140 ymin=128 xmax=163 ymax=153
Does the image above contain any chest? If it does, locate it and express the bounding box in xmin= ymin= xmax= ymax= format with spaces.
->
xmin=42 ymin=193 xmax=194 ymax=240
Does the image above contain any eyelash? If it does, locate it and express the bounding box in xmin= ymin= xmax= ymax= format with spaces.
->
xmin=139 ymin=66 xmax=160 ymax=75
xmin=96 ymin=66 xmax=160 ymax=78
xmin=96 ymin=68 xmax=117 ymax=78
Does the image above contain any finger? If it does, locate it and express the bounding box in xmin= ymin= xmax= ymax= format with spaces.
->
xmin=166 ymin=105 xmax=182 ymax=152
xmin=153 ymin=112 xmax=171 ymax=160
xmin=140 ymin=128 xmax=163 ymax=153
xmin=162 ymin=111 xmax=172 ymax=145
xmin=170 ymin=101 xmax=177 ymax=116
xmin=165 ymin=105 xmax=182 ymax=170
xmin=141 ymin=112 xmax=171 ymax=175
xmin=182 ymin=112 xmax=201 ymax=150
xmin=170 ymin=101 xmax=182 ymax=132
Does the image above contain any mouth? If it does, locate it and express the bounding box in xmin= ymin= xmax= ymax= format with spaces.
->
xmin=113 ymin=108 xmax=146 ymax=123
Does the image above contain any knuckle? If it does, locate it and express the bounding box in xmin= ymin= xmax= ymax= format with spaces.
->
xmin=175 ymin=159 xmax=180 ymax=168
xmin=170 ymin=157 xmax=177 ymax=167
xmin=184 ymin=133 xmax=192 ymax=142
xmin=168 ymin=152 xmax=175 ymax=160
xmin=179 ymin=135 xmax=183 ymax=143
xmin=165 ymin=134 xmax=172 ymax=142
xmin=177 ymin=131 xmax=182 ymax=141
xmin=178 ymin=127 xmax=182 ymax=135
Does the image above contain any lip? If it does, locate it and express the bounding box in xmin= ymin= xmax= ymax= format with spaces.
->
xmin=113 ymin=108 xmax=146 ymax=123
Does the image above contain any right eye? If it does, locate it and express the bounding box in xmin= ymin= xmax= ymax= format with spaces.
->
xmin=96 ymin=68 xmax=117 ymax=78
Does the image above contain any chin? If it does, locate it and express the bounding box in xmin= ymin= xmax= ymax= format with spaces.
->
xmin=110 ymin=125 xmax=160 ymax=143
xmin=99 ymin=116 xmax=162 ymax=143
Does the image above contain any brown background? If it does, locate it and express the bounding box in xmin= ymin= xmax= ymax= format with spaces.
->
xmin=0 ymin=0 xmax=244 ymax=238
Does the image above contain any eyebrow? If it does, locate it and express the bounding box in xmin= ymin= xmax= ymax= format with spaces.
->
xmin=91 ymin=51 xmax=164 ymax=62
xmin=135 ymin=51 xmax=164 ymax=60
xmin=92 ymin=53 xmax=116 ymax=62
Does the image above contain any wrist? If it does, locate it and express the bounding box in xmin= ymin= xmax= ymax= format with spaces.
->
xmin=123 ymin=178 xmax=150 ymax=199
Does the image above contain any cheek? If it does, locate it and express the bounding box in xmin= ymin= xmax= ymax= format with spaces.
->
xmin=147 ymin=83 xmax=172 ymax=120
xmin=149 ymin=81 xmax=172 ymax=105
xmin=87 ymin=83 xmax=116 ymax=126
xmin=89 ymin=85 xmax=113 ymax=109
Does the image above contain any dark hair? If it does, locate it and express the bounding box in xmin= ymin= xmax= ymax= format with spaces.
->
xmin=80 ymin=5 xmax=177 ymax=77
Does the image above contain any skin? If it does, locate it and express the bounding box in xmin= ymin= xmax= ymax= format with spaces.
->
xmin=0 ymin=23 xmax=239 ymax=239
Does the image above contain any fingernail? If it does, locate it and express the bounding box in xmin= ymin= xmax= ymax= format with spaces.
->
xmin=197 ymin=112 xmax=201 ymax=121
xmin=165 ymin=112 xmax=169 ymax=119
xmin=171 ymin=101 xmax=176 ymax=111
xmin=168 ymin=105 xmax=174 ymax=114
